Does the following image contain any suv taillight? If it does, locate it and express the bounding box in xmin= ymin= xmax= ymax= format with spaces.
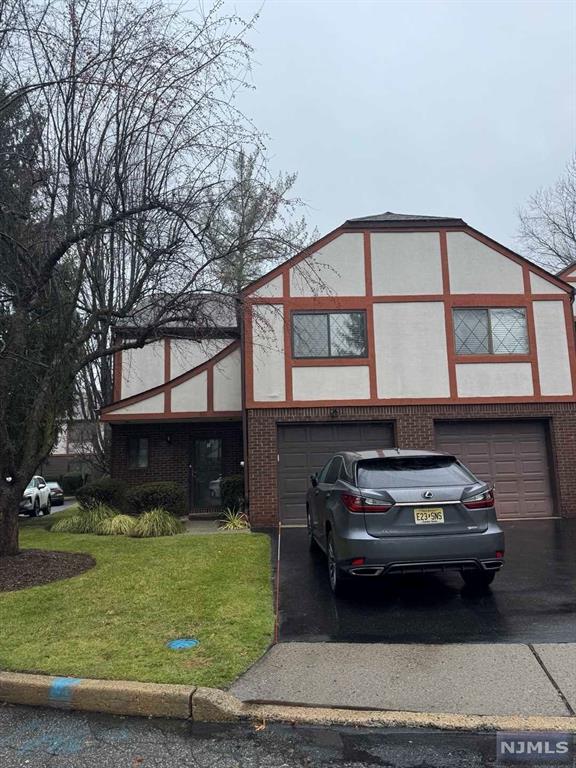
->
xmin=341 ymin=493 xmax=392 ymax=513
xmin=463 ymin=488 xmax=495 ymax=510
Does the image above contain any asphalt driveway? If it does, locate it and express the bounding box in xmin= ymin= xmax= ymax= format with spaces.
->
xmin=276 ymin=518 xmax=576 ymax=644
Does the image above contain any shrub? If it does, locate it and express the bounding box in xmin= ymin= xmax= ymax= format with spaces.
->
xmin=76 ymin=478 xmax=127 ymax=511
xmin=220 ymin=474 xmax=244 ymax=510
xmin=130 ymin=508 xmax=184 ymax=538
xmin=50 ymin=503 xmax=116 ymax=534
xmin=50 ymin=515 xmax=86 ymax=533
xmin=219 ymin=507 xmax=249 ymax=531
xmin=126 ymin=482 xmax=186 ymax=517
xmin=61 ymin=473 xmax=86 ymax=495
xmin=98 ymin=514 xmax=138 ymax=536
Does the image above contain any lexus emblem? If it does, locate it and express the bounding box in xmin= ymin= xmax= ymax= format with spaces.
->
xmin=422 ymin=490 xmax=433 ymax=499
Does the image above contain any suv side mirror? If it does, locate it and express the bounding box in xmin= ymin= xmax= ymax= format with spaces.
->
xmin=38 ymin=481 xmax=46 ymax=489
xmin=310 ymin=473 xmax=318 ymax=488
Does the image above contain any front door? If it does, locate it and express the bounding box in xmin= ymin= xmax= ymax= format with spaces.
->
xmin=192 ymin=438 xmax=223 ymax=509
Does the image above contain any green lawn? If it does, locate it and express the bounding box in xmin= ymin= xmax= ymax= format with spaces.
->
xmin=0 ymin=519 xmax=274 ymax=688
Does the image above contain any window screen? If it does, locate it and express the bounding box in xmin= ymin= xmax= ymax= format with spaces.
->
xmin=454 ymin=308 xmax=528 ymax=355
xmin=128 ymin=437 xmax=149 ymax=469
xmin=292 ymin=312 xmax=367 ymax=358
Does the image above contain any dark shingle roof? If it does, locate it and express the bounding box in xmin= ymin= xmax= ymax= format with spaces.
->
xmin=345 ymin=211 xmax=465 ymax=228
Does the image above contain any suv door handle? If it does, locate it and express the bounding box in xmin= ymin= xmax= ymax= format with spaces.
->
xmin=314 ymin=489 xmax=320 ymax=496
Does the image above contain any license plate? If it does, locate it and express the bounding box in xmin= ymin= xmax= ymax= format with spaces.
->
xmin=414 ymin=508 xmax=445 ymax=524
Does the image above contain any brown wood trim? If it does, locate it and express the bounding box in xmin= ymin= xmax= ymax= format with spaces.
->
xmin=103 ymin=411 xmax=242 ymax=422
xmin=523 ymin=268 xmax=542 ymax=397
xmin=440 ymin=229 xmax=457 ymax=399
xmin=454 ymin=354 xmax=533 ymax=364
xmin=207 ymin=365 xmax=214 ymax=413
xmin=244 ymin=394 xmax=576 ymax=408
xmin=291 ymin=357 xmax=370 ymax=367
xmin=250 ymin=292 xmax=568 ymax=307
xmin=113 ymin=350 xmax=122 ymax=401
xmin=364 ymin=232 xmax=378 ymax=399
xmin=164 ymin=338 xmax=172 ymax=413
xmin=562 ymin=296 xmax=576 ymax=395
xmin=282 ymin=296 xmax=293 ymax=403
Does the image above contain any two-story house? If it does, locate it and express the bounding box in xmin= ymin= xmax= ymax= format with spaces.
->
xmin=101 ymin=212 xmax=576 ymax=527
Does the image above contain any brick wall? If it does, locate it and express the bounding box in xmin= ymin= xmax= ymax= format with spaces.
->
xmin=246 ymin=403 xmax=576 ymax=526
xmin=110 ymin=421 xmax=243 ymax=512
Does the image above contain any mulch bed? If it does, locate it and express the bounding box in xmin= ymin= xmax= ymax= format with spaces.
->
xmin=0 ymin=549 xmax=95 ymax=592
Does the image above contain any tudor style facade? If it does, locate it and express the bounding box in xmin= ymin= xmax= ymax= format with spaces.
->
xmin=102 ymin=212 xmax=576 ymax=526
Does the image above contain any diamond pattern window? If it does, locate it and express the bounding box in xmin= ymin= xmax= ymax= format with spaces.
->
xmin=292 ymin=311 xmax=367 ymax=358
xmin=453 ymin=308 xmax=528 ymax=355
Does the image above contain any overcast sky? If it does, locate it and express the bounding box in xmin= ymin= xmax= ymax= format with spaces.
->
xmin=223 ymin=0 xmax=575 ymax=250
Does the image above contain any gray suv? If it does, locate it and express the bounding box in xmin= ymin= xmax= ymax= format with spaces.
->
xmin=306 ymin=449 xmax=505 ymax=595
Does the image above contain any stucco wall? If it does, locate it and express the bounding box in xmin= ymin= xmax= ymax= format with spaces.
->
xmin=252 ymin=304 xmax=286 ymax=402
xmin=213 ymin=348 xmax=242 ymax=411
xmin=290 ymin=233 xmax=365 ymax=297
xmin=447 ymin=232 xmax=524 ymax=294
xmin=455 ymin=363 xmax=534 ymax=397
xmin=121 ymin=342 xmax=164 ymax=398
xmin=374 ymin=302 xmax=450 ymax=398
xmin=371 ymin=232 xmax=443 ymax=295
xmin=533 ymin=300 xmax=573 ymax=396
xmin=292 ymin=365 xmax=370 ymax=400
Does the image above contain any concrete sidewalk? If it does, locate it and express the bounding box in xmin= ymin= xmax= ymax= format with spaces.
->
xmin=230 ymin=642 xmax=576 ymax=717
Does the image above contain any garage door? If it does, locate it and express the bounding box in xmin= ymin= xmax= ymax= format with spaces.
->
xmin=435 ymin=421 xmax=554 ymax=519
xmin=278 ymin=422 xmax=394 ymax=524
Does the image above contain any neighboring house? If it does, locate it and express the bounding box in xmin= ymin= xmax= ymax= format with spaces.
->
xmin=39 ymin=421 xmax=99 ymax=480
xmin=101 ymin=212 xmax=576 ymax=526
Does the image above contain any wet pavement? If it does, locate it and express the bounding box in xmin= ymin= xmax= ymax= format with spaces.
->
xmin=0 ymin=703 xmax=562 ymax=768
xmin=277 ymin=519 xmax=576 ymax=643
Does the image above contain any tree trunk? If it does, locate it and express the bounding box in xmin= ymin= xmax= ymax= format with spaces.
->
xmin=0 ymin=487 xmax=21 ymax=557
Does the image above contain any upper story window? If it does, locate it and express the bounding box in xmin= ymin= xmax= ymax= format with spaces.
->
xmin=453 ymin=308 xmax=528 ymax=355
xmin=292 ymin=311 xmax=367 ymax=359
xmin=128 ymin=437 xmax=149 ymax=469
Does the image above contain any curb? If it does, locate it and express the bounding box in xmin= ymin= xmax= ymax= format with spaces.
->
xmin=1 ymin=671 xmax=576 ymax=732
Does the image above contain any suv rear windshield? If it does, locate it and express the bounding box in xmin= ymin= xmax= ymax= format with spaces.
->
xmin=356 ymin=457 xmax=475 ymax=488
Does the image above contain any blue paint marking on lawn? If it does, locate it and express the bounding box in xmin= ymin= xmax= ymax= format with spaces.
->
xmin=167 ymin=638 xmax=199 ymax=650
xmin=48 ymin=677 xmax=83 ymax=706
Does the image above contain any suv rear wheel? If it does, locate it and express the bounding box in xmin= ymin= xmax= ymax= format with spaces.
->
xmin=461 ymin=570 xmax=496 ymax=589
xmin=327 ymin=531 xmax=348 ymax=597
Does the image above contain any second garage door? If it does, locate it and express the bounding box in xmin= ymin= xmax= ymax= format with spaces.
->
xmin=278 ymin=422 xmax=394 ymax=524
xmin=435 ymin=420 xmax=554 ymax=519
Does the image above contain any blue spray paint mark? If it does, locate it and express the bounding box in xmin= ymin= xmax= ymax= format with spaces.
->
xmin=48 ymin=677 xmax=83 ymax=707
xmin=167 ymin=638 xmax=199 ymax=650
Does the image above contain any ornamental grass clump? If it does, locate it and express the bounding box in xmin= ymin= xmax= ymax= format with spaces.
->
xmin=98 ymin=514 xmax=138 ymax=536
xmin=50 ymin=515 xmax=86 ymax=533
xmin=130 ymin=508 xmax=184 ymax=538
xmin=219 ymin=508 xmax=249 ymax=531
xmin=50 ymin=504 xmax=116 ymax=534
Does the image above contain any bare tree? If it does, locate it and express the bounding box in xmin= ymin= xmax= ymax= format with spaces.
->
xmin=518 ymin=156 xmax=576 ymax=271
xmin=0 ymin=0 xmax=270 ymax=556
xmin=206 ymin=149 xmax=311 ymax=294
